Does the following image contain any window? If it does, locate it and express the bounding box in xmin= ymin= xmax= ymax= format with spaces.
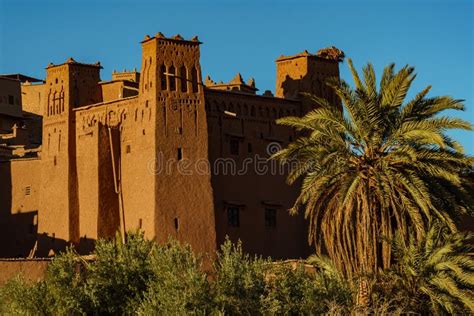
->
xmin=126 ymin=144 xmax=131 ymax=154
xmin=8 ymin=95 xmax=14 ymax=105
xmin=191 ymin=67 xmax=199 ymax=93
xmin=265 ymin=208 xmax=277 ymax=228
xmin=227 ymin=207 xmax=240 ymax=227
xmin=139 ymin=218 xmax=143 ymax=229
xmin=169 ymin=65 xmax=176 ymax=91
xmin=230 ymin=139 xmax=239 ymax=155
xmin=25 ymin=186 xmax=31 ymax=196
xmin=160 ymin=64 xmax=167 ymax=90
xmin=247 ymin=143 xmax=252 ymax=153
xmin=174 ymin=218 xmax=179 ymax=231
xmin=177 ymin=147 xmax=183 ymax=161
xmin=180 ymin=66 xmax=187 ymax=92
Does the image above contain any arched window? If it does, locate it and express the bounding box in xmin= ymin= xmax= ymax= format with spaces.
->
xmin=180 ymin=66 xmax=187 ymax=92
xmin=191 ymin=67 xmax=199 ymax=93
xmin=160 ymin=64 xmax=167 ymax=90
xmin=47 ymin=91 xmax=51 ymax=116
xmin=60 ymin=91 xmax=65 ymax=113
xmin=143 ymin=59 xmax=147 ymax=92
xmin=52 ymin=91 xmax=57 ymax=115
xmin=169 ymin=65 xmax=176 ymax=91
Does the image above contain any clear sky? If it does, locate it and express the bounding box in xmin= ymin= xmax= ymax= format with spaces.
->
xmin=0 ymin=0 xmax=472 ymax=153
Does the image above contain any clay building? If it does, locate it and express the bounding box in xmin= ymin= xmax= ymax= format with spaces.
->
xmin=0 ymin=32 xmax=343 ymax=259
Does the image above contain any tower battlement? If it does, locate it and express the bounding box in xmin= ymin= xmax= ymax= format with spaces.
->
xmin=141 ymin=32 xmax=201 ymax=45
xmin=112 ymin=69 xmax=140 ymax=83
xmin=205 ymin=73 xmax=257 ymax=95
xmin=275 ymin=47 xmax=343 ymax=112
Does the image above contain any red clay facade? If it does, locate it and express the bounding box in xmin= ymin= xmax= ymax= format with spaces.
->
xmin=0 ymin=32 xmax=342 ymax=259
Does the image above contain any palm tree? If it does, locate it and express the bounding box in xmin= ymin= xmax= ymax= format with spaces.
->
xmin=380 ymin=223 xmax=474 ymax=314
xmin=272 ymin=59 xmax=473 ymax=278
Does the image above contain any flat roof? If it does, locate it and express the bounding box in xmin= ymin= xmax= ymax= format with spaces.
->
xmin=0 ymin=74 xmax=43 ymax=83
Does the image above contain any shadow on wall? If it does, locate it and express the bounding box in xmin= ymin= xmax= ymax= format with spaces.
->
xmin=0 ymin=161 xmax=37 ymax=257
xmin=280 ymin=73 xmax=340 ymax=114
xmin=0 ymin=161 xmax=97 ymax=258
xmin=35 ymin=234 xmax=96 ymax=257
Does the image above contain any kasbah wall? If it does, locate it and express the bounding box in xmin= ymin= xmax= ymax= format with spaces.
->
xmin=0 ymin=31 xmax=345 ymax=281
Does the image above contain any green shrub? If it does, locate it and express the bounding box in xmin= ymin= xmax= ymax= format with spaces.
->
xmin=262 ymin=264 xmax=321 ymax=314
xmin=2 ymin=229 xmax=471 ymax=315
xmin=137 ymin=239 xmax=211 ymax=315
xmin=45 ymin=248 xmax=89 ymax=314
xmin=83 ymin=231 xmax=155 ymax=314
xmin=0 ymin=277 xmax=51 ymax=315
xmin=0 ymin=250 xmax=87 ymax=315
xmin=211 ymin=238 xmax=269 ymax=315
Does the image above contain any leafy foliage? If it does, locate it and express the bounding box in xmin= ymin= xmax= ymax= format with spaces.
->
xmin=272 ymin=59 xmax=474 ymax=277
xmin=263 ymin=255 xmax=353 ymax=314
xmin=0 ymin=277 xmax=51 ymax=316
xmin=84 ymin=231 xmax=155 ymax=314
xmin=136 ymin=240 xmax=211 ymax=315
xmin=212 ymin=238 xmax=268 ymax=314
xmin=0 ymin=235 xmax=357 ymax=315
xmin=376 ymin=223 xmax=474 ymax=314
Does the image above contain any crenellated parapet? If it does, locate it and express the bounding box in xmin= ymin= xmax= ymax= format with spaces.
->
xmin=111 ymin=69 xmax=140 ymax=83
xmin=205 ymin=73 xmax=258 ymax=95
xmin=141 ymin=32 xmax=202 ymax=45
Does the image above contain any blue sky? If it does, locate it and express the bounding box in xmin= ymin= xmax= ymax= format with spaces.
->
xmin=0 ymin=0 xmax=472 ymax=153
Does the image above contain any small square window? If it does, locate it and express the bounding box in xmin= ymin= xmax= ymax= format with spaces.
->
xmin=265 ymin=208 xmax=277 ymax=228
xmin=25 ymin=186 xmax=31 ymax=196
xmin=126 ymin=144 xmax=131 ymax=154
xmin=177 ymin=147 xmax=183 ymax=161
xmin=227 ymin=206 xmax=240 ymax=227
xmin=230 ymin=139 xmax=239 ymax=155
